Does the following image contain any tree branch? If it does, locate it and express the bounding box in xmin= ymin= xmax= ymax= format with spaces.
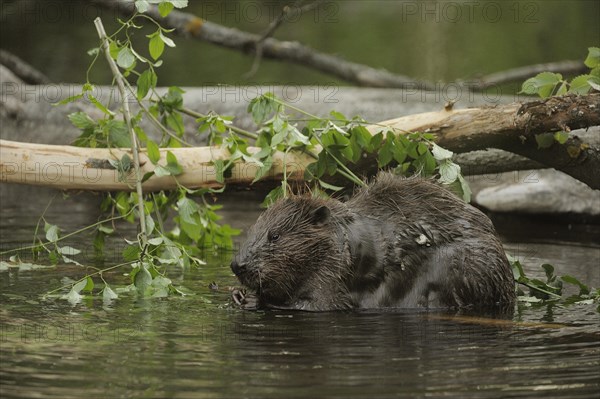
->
xmin=2 ymin=93 xmax=598 ymax=191
xmin=91 ymin=0 xmax=432 ymax=89
xmin=87 ymin=1 xmax=594 ymax=93
xmin=372 ymin=93 xmax=600 ymax=188
xmin=465 ymin=60 xmax=588 ymax=90
xmin=94 ymin=17 xmax=147 ymax=246
xmin=246 ymin=0 xmax=324 ymax=78
xmin=0 ymin=49 xmax=51 ymax=85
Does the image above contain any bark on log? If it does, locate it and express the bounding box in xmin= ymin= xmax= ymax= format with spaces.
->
xmin=367 ymin=94 xmax=600 ymax=188
xmin=1 ymin=93 xmax=598 ymax=191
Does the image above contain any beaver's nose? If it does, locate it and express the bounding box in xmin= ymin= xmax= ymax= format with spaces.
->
xmin=230 ymin=258 xmax=246 ymax=275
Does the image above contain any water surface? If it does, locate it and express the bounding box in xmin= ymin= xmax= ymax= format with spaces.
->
xmin=1 ymin=185 xmax=599 ymax=398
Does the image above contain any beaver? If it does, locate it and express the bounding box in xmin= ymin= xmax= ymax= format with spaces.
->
xmin=231 ymin=172 xmax=516 ymax=311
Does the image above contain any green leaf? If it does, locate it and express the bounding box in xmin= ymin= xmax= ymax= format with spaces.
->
xmin=103 ymin=285 xmax=119 ymax=301
xmin=54 ymin=93 xmax=84 ymax=106
xmin=438 ymin=160 xmax=461 ymax=184
xmin=252 ymin=155 xmax=272 ymax=183
xmin=109 ymin=41 xmax=121 ymax=60
xmin=82 ymin=276 xmax=94 ymax=292
xmin=248 ymin=94 xmax=277 ymax=124
xmin=179 ymin=213 xmax=202 ymax=241
xmin=73 ymin=279 xmax=88 ymax=293
xmin=588 ymin=76 xmax=600 ymax=91
xmin=561 ymin=275 xmax=590 ymax=295
xmin=166 ymin=112 xmax=184 ymax=136
xmin=213 ymin=159 xmax=225 ymax=183
xmin=87 ymin=47 xmax=100 ymax=57
xmin=458 ymin=175 xmax=471 ymax=203
xmin=542 ymin=263 xmax=555 ymax=281
xmin=318 ymin=180 xmax=344 ymax=192
xmin=117 ymin=47 xmax=135 ymax=69
xmin=510 ymin=257 xmax=526 ymax=280
xmin=261 ymin=186 xmax=284 ymax=208
xmin=421 ymin=151 xmax=436 ymax=176
xmin=68 ymin=112 xmax=95 ymax=130
xmin=120 ymin=154 xmax=132 ymax=173
xmin=134 ymin=264 xmax=153 ymax=294
xmin=45 ymin=223 xmax=59 ymax=243
xmin=329 ymin=110 xmax=348 ymax=123
xmin=158 ymin=2 xmax=174 ymax=16
xmin=154 ymin=165 xmax=172 ymax=177
xmin=169 ymin=0 xmax=189 ymax=8
xmin=135 ymin=0 xmax=150 ymax=13
xmin=159 ymin=31 xmax=176 ymax=48
xmin=146 ymin=140 xmax=160 ymax=164
xmin=431 ymin=144 xmax=453 ymax=161
xmin=177 ymin=197 xmax=200 ymax=225
xmin=378 ymin=140 xmax=393 ymax=167
xmin=535 ymin=133 xmax=555 ymax=149
xmin=137 ymin=68 xmax=158 ymax=100
xmin=554 ymin=131 xmax=569 ymax=145
xmin=568 ymin=74 xmax=593 ymax=94
xmin=98 ymin=225 xmax=114 ymax=234
xmin=149 ymin=33 xmax=165 ymax=60
xmin=107 ymin=124 xmax=132 ymax=148
xmin=145 ymin=214 xmax=155 ymax=234
xmin=87 ymin=94 xmax=114 ymax=116
xmin=584 ymin=47 xmax=600 ymax=68
xmin=369 ymin=132 xmax=384 ymax=152
xmin=123 ymin=245 xmax=140 ymax=262
xmin=58 ymin=246 xmax=81 ymax=256
xmin=520 ymin=72 xmax=563 ymax=98
xmin=147 ymin=237 xmax=163 ymax=246
xmin=62 ymin=286 xmax=83 ymax=304
xmin=166 ymin=151 xmax=182 ymax=171
xmin=142 ymin=171 xmax=155 ymax=183
xmin=555 ymin=81 xmax=568 ymax=96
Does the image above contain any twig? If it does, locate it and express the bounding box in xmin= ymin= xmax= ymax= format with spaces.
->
xmin=464 ymin=60 xmax=587 ymax=90
xmin=94 ymin=17 xmax=147 ymax=248
xmin=177 ymin=106 xmax=258 ymax=140
xmin=246 ymin=0 xmax=323 ymax=77
xmin=0 ymin=209 xmax=134 ymax=256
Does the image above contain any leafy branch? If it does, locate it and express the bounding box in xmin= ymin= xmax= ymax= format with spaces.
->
xmin=511 ymin=257 xmax=600 ymax=312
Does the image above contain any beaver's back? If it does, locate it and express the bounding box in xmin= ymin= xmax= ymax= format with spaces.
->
xmin=346 ymin=172 xmax=514 ymax=309
xmin=348 ymin=172 xmax=496 ymax=239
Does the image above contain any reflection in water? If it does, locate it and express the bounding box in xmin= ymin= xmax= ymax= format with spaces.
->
xmin=1 ymin=185 xmax=599 ymax=398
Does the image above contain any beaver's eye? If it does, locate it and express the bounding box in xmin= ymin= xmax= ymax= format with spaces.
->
xmin=268 ymin=232 xmax=280 ymax=243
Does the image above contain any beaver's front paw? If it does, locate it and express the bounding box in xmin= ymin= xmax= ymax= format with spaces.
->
xmin=231 ymin=288 xmax=258 ymax=309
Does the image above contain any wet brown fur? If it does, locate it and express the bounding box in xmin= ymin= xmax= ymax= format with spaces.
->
xmin=232 ymin=172 xmax=516 ymax=311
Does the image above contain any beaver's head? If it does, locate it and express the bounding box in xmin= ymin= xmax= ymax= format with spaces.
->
xmin=231 ymin=196 xmax=343 ymax=306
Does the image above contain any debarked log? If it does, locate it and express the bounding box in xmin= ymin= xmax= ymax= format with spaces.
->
xmin=1 ymin=93 xmax=599 ymax=191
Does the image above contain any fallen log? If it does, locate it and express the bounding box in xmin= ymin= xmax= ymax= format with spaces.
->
xmin=1 ymin=93 xmax=598 ymax=191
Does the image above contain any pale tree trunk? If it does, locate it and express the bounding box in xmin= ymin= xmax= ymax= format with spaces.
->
xmin=1 ymin=93 xmax=599 ymax=191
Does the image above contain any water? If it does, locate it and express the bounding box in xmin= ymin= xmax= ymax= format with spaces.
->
xmin=1 ymin=184 xmax=599 ymax=398
xmin=1 ymin=0 xmax=598 ymax=86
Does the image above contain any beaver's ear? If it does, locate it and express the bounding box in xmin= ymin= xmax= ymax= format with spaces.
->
xmin=311 ymin=205 xmax=330 ymax=225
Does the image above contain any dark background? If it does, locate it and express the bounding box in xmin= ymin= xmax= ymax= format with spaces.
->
xmin=1 ymin=0 xmax=598 ymax=88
